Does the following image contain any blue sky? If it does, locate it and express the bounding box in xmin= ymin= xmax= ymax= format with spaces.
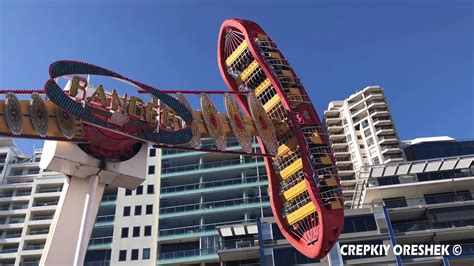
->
xmin=0 ymin=0 xmax=472 ymax=154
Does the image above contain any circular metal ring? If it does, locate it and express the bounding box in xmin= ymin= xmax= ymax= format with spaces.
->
xmin=200 ymin=94 xmax=227 ymax=151
xmin=248 ymin=93 xmax=278 ymax=155
xmin=4 ymin=93 xmax=23 ymax=135
xmin=176 ymin=93 xmax=201 ymax=149
xmin=224 ymin=93 xmax=252 ymax=153
xmin=55 ymin=105 xmax=76 ymax=139
xmin=29 ymin=93 xmax=49 ymax=137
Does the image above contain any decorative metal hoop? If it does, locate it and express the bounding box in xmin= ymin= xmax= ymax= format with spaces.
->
xmin=224 ymin=93 xmax=252 ymax=153
xmin=29 ymin=93 xmax=49 ymax=137
xmin=200 ymin=94 xmax=227 ymax=151
xmin=55 ymin=105 xmax=76 ymax=139
xmin=176 ymin=93 xmax=201 ymax=149
xmin=248 ymin=93 xmax=278 ymax=155
xmin=4 ymin=93 xmax=23 ymax=135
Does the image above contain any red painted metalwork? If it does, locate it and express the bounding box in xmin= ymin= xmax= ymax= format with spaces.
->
xmin=217 ymin=19 xmax=344 ymax=259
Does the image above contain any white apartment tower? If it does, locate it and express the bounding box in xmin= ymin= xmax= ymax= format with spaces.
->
xmin=324 ymin=86 xmax=405 ymax=206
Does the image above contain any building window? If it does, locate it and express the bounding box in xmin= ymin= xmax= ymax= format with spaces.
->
xmin=364 ymin=128 xmax=371 ymax=137
xmin=119 ymin=250 xmax=127 ymax=261
xmin=146 ymin=204 xmax=153 ymax=215
xmin=135 ymin=205 xmax=142 ymax=216
xmin=361 ymin=119 xmax=369 ymax=128
xmin=372 ymin=157 xmax=380 ymax=165
xmin=131 ymin=249 xmax=139 ymax=260
xmin=149 ymin=148 xmax=156 ymax=157
xmin=343 ymin=215 xmax=377 ymax=233
xmin=133 ymin=226 xmax=140 ymax=237
xmin=144 ymin=225 xmax=152 ymax=236
xmin=121 ymin=227 xmax=129 ymax=238
xmin=136 ymin=186 xmax=143 ymax=195
xmin=125 ymin=189 xmax=132 ymax=196
xmin=147 ymin=185 xmax=154 ymax=194
xmin=383 ymin=197 xmax=408 ymax=208
xmin=143 ymin=248 xmax=150 ymax=260
xmin=123 ymin=206 xmax=131 ymax=217
xmin=366 ymin=137 xmax=374 ymax=147
xmin=148 ymin=165 xmax=155 ymax=175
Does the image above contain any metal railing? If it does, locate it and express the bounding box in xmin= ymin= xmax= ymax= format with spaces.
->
xmin=160 ymin=196 xmax=269 ymax=215
xmin=161 ymin=175 xmax=267 ymax=194
xmin=219 ymin=237 xmax=259 ymax=250
xmin=159 ymin=219 xmax=256 ymax=237
xmin=158 ymin=247 xmax=218 ymax=261
xmin=161 ymin=157 xmax=264 ymax=175
xmin=96 ymin=215 xmax=115 ymax=223
xmin=89 ymin=237 xmax=113 ymax=246
xmin=392 ymin=217 xmax=474 ymax=233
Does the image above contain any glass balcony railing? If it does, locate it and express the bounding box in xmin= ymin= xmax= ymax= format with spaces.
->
xmin=95 ymin=215 xmax=115 ymax=223
xmin=161 ymin=175 xmax=268 ymax=195
xmin=219 ymin=237 xmax=259 ymax=250
xmin=23 ymin=244 xmax=45 ymax=251
xmin=159 ymin=219 xmax=256 ymax=238
xmin=158 ymin=247 xmax=218 ymax=261
xmin=0 ymin=248 xmax=18 ymax=253
xmin=383 ymin=192 xmax=473 ymax=208
xmin=28 ymin=229 xmax=49 ymax=235
xmin=33 ymin=201 xmax=58 ymax=207
xmin=161 ymin=158 xmax=264 ymax=175
xmin=31 ymin=215 xmax=54 ymax=221
xmin=162 ymin=140 xmax=246 ymax=156
xmin=84 ymin=261 xmax=110 ymax=266
xmin=89 ymin=237 xmax=113 ymax=246
xmin=101 ymin=195 xmax=117 ymax=202
xmin=392 ymin=217 xmax=474 ymax=233
xmin=160 ymin=196 xmax=269 ymax=215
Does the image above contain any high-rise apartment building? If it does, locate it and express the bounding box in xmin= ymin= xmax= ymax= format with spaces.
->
xmin=324 ymin=86 xmax=405 ymax=207
xmin=0 ymin=139 xmax=161 ymax=266
xmin=157 ymin=139 xmax=271 ymax=265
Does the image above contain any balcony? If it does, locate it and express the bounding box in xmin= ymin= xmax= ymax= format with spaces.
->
xmin=380 ymin=145 xmax=402 ymax=155
xmin=370 ymin=108 xmax=389 ymax=117
xmin=392 ymin=217 xmax=474 ymax=234
xmin=160 ymin=175 xmax=268 ymax=199
xmin=372 ymin=117 xmax=391 ymax=127
xmin=100 ymin=195 xmax=117 ymax=206
xmin=161 ymin=158 xmax=264 ymax=179
xmin=0 ymin=247 xmax=18 ymax=254
xmin=88 ymin=237 xmax=113 ymax=250
xmin=162 ymin=140 xmax=247 ymax=158
xmin=329 ymin=133 xmax=346 ymax=141
xmin=338 ymin=167 xmax=355 ymax=176
xmin=159 ymin=219 xmax=255 ymax=242
xmin=84 ymin=261 xmax=110 ymax=266
xmin=331 ymin=140 xmax=348 ymax=148
xmin=375 ymin=127 xmax=395 ymax=136
xmin=384 ymin=192 xmax=473 ymax=209
xmin=378 ymin=135 xmax=399 ymax=145
xmin=364 ymin=93 xmax=384 ymax=102
xmin=94 ymin=215 xmax=115 ymax=227
xmin=158 ymin=247 xmax=219 ymax=265
xmin=159 ymin=196 xmax=270 ymax=219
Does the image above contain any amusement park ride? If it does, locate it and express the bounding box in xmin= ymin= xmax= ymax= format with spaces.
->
xmin=0 ymin=19 xmax=343 ymax=265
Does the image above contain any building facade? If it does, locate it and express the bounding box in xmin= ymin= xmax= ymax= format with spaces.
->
xmin=157 ymin=139 xmax=271 ymax=265
xmin=323 ymin=86 xmax=405 ymax=207
xmin=403 ymin=136 xmax=474 ymax=161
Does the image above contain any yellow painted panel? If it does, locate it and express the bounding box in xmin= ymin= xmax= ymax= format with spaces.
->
xmin=237 ymin=60 xmax=259 ymax=84
xmin=310 ymin=133 xmax=323 ymax=144
xmin=325 ymin=177 xmax=337 ymax=187
xmin=289 ymin=88 xmax=301 ymax=96
xmin=254 ymin=79 xmax=271 ymax=96
xmin=330 ymin=199 xmax=343 ymax=209
xmin=257 ymin=34 xmax=269 ymax=41
xmin=277 ymin=137 xmax=298 ymax=155
xmin=285 ymin=202 xmax=316 ymax=225
xmin=266 ymin=52 xmax=281 ymax=59
xmin=263 ymin=94 xmax=280 ymax=112
xmin=280 ymin=70 xmax=293 ymax=77
xmin=321 ymin=155 xmax=332 ymax=165
xmin=280 ymin=158 xmax=303 ymax=180
xmin=282 ymin=181 xmax=307 ymax=202
xmin=225 ymin=41 xmax=248 ymax=67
